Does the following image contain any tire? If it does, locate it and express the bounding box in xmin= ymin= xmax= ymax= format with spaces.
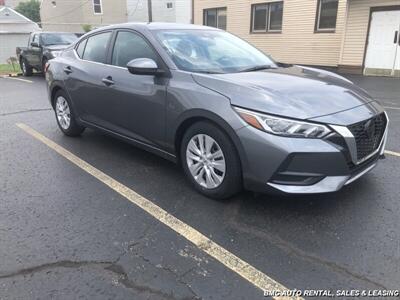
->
xmin=180 ymin=121 xmax=242 ymax=199
xmin=20 ymin=58 xmax=33 ymax=77
xmin=53 ymin=90 xmax=85 ymax=137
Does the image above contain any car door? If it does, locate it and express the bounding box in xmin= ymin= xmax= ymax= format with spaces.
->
xmin=98 ymin=30 xmax=169 ymax=148
xmin=25 ymin=34 xmax=40 ymax=67
xmin=63 ymin=31 xmax=114 ymax=125
xmin=30 ymin=34 xmax=42 ymax=68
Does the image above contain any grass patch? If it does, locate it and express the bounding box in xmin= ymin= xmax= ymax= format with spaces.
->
xmin=0 ymin=63 xmax=21 ymax=75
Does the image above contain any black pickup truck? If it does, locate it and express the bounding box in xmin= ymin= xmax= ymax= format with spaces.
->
xmin=16 ymin=32 xmax=79 ymax=76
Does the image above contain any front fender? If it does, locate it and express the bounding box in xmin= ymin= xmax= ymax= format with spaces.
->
xmin=170 ymin=108 xmax=250 ymax=179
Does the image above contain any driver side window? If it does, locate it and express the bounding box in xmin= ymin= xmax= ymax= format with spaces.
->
xmin=111 ymin=31 xmax=158 ymax=68
xmin=32 ymin=34 xmax=39 ymax=45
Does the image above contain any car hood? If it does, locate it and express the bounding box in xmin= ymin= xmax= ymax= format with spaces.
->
xmin=192 ymin=65 xmax=375 ymax=120
xmin=44 ymin=44 xmax=70 ymax=51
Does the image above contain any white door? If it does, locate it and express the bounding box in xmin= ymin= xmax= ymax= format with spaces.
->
xmin=364 ymin=10 xmax=400 ymax=75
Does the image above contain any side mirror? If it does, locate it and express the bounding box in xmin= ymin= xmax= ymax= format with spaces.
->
xmin=127 ymin=58 xmax=164 ymax=76
xmin=31 ymin=42 xmax=40 ymax=48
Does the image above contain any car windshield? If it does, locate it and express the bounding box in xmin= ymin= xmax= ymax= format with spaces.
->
xmin=155 ymin=29 xmax=276 ymax=74
xmin=41 ymin=33 xmax=78 ymax=46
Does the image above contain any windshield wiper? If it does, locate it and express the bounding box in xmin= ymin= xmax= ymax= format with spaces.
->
xmin=195 ymin=70 xmax=225 ymax=74
xmin=238 ymin=65 xmax=275 ymax=73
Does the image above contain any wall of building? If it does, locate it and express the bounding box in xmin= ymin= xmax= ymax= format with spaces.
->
xmin=4 ymin=0 xmax=24 ymax=8
xmin=0 ymin=32 xmax=30 ymax=62
xmin=40 ymin=0 xmax=126 ymax=33
xmin=82 ymin=0 xmax=127 ymax=28
xmin=40 ymin=0 xmax=85 ymax=32
xmin=127 ymin=0 xmax=149 ymax=22
xmin=41 ymin=0 xmax=191 ymax=32
xmin=0 ymin=6 xmax=40 ymax=63
xmin=175 ymin=0 xmax=192 ymax=23
xmin=152 ymin=0 xmax=176 ymax=22
xmin=338 ymin=0 xmax=400 ymax=73
xmin=194 ymin=0 xmax=347 ymax=67
xmin=127 ymin=0 xmax=192 ymax=23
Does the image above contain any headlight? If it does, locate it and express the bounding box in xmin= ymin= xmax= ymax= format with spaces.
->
xmin=234 ymin=107 xmax=331 ymax=138
xmin=51 ymin=51 xmax=62 ymax=57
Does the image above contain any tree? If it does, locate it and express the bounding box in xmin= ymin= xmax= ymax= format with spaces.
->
xmin=82 ymin=24 xmax=92 ymax=33
xmin=15 ymin=0 xmax=41 ymax=24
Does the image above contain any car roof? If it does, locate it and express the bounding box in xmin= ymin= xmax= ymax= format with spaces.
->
xmin=33 ymin=31 xmax=78 ymax=34
xmin=90 ymin=22 xmax=220 ymax=32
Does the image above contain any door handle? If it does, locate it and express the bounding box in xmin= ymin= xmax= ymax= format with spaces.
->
xmin=102 ymin=76 xmax=114 ymax=86
xmin=63 ymin=66 xmax=72 ymax=74
xmin=394 ymin=30 xmax=398 ymax=44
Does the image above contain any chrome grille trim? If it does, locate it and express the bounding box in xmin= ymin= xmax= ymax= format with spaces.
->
xmin=330 ymin=112 xmax=389 ymax=165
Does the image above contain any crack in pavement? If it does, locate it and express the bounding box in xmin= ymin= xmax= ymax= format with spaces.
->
xmin=0 ymin=257 xmax=199 ymax=300
xmin=230 ymin=218 xmax=389 ymax=290
xmin=223 ymin=197 xmax=392 ymax=291
xmin=128 ymin=252 xmax=200 ymax=300
xmin=115 ymin=223 xmax=201 ymax=299
xmin=106 ymin=263 xmax=198 ymax=300
xmin=0 ymin=260 xmax=113 ymax=279
xmin=124 ymin=235 xmax=201 ymax=299
xmin=0 ymin=224 xmax=198 ymax=300
xmin=0 ymin=108 xmax=52 ymax=117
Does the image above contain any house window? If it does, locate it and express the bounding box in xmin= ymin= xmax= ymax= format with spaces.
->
xmin=315 ymin=0 xmax=338 ymax=32
xmin=204 ymin=7 xmax=227 ymax=30
xmin=251 ymin=2 xmax=283 ymax=33
xmin=93 ymin=0 xmax=102 ymax=14
xmin=166 ymin=2 xmax=173 ymax=9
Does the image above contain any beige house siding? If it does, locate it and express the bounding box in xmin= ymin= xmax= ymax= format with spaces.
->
xmin=4 ymin=0 xmax=24 ymax=8
xmin=40 ymin=0 xmax=127 ymax=33
xmin=81 ymin=0 xmax=127 ymax=27
xmin=194 ymin=0 xmax=347 ymax=67
xmin=339 ymin=0 xmax=400 ymax=72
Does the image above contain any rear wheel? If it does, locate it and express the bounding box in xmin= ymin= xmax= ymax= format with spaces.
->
xmin=181 ymin=121 xmax=242 ymax=199
xmin=54 ymin=90 xmax=85 ymax=136
xmin=20 ymin=58 xmax=33 ymax=77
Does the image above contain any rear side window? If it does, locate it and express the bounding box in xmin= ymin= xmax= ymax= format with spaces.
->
xmin=111 ymin=31 xmax=158 ymax=68
xmin=76 ymin=39 xmax=87 ymax=58
xmin=82 ymin=32 xmax=111 ymax=63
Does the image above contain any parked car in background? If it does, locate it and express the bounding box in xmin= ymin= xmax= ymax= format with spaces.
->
xmin=46 ymin=23 xmax=388 ymax=199
xmin=16 ymin=32 xmax=79 ymax=76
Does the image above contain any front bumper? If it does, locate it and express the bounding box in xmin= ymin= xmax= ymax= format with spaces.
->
xmin=236 ymin=111 xmax=388 ymax=194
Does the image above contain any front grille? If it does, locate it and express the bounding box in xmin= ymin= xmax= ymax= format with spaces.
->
xmin=347 ymin=113 xmax=387 ymax=162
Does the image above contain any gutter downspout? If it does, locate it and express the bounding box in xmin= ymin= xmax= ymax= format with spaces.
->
xmin=191 ymin=0 xmax=194 ymax=24
xmin=147 ymin=0 xmax=152 ymax=22
xmin=338 ymin=0 xmax=350 ymax=71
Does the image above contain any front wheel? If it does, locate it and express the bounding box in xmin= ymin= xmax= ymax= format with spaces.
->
xmin=54 ymin=90 xmax=85 ymax=136
xmin=181 ymin=121 xmax=242 ymax=199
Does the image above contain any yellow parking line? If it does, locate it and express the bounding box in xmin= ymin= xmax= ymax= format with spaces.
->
xmin=16 ymin=123 xmax=301 ymax=300
xmin=384 ymin=106 xmax=400 ymax=111
xmin=1 ymin=76 xmax=33 ymax=83
xmin=385 ymin=150 xmax=400 ymax=157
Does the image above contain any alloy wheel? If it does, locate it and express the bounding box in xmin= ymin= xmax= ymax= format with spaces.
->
xmin=55 ymin=96 xmax=71 ymax=130
xmin=186 ymin=134 xmax=226 ymax=189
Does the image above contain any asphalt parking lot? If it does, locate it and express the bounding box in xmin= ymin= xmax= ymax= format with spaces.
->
xmin=0 ymin=74 xmax=399 ymax=299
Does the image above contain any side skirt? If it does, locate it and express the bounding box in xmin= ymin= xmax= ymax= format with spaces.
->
xmin=80 ymin=120 xmax=177 ymax=163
